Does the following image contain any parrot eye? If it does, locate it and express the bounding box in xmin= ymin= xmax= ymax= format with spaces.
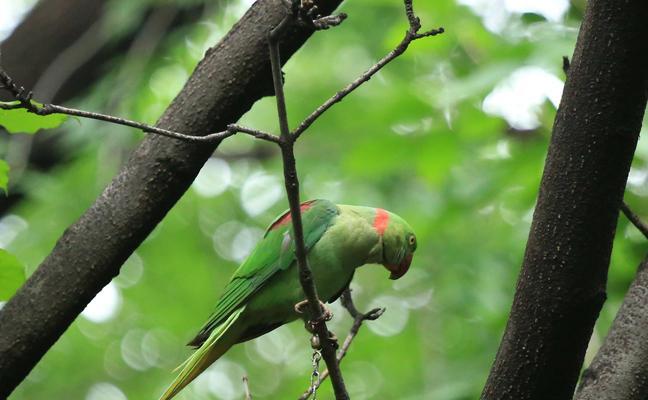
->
xmin=408 ymin=235 xmax=416 ymax=246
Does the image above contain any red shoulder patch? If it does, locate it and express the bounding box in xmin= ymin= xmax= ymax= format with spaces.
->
xmin=268 ymin=200 xmax=317 ymax=231
xmin=373 ymin=208 xmax=389 ymax=236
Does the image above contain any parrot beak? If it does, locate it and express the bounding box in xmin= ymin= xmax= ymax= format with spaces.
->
xmin=385 ymin=254 xmax=413 ymax=280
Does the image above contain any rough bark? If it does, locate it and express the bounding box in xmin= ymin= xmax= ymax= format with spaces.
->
xmin=0 ymin=0 xmax=342 ymax=396
xmin=481 ymin=0 xmax=648 ymax=399
xmin=574 ymin=255 xmax=648 ymax=400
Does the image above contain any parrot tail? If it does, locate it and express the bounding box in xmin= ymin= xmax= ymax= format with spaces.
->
xmin=159 ymin=306 xmax=246 ymax=400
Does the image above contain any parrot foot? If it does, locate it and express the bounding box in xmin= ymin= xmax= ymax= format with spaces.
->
xmin=294 ymin=299 xmax=333 ymax=322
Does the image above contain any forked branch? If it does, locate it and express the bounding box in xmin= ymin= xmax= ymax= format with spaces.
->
xmin=292 ymin=1 xmax=443 ymax=138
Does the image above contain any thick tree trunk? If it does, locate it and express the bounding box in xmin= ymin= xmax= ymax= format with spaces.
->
xmin=481 ymin=0 xmax=648 ymax=399
xmin=574 ymin=255 xmax=648 ymax=400
xmin=0 ymin=0 xmax=343 ymax=396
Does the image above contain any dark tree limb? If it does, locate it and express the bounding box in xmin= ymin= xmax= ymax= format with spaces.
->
xmin=574 ymin=255 xmax=648 ymax=400
xmin=268 ymin=7 xmax=350 ymax=397
xmin=0 ymin=0 xmax=343 ymax=396
xmin=481 ymin=0 xmax=648 ymax=399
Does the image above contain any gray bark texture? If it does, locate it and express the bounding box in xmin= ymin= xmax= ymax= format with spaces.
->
xmin=575 ymin=256 xmax=648 ymax=400
xmin=481 ymin=0 xmax=648 ymax=399
xmin=0 ymin=0 xmax=342 ymax=396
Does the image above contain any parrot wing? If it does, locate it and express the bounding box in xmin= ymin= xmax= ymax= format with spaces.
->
xmin=188 ymin=199 xmax=339 ymax=346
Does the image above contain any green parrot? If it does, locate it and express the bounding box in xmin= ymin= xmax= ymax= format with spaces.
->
xmin=160 ymin=199 xmax=417 ymax=399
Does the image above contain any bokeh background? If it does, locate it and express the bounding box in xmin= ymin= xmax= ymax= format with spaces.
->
xmin=2 ymin=0 xmax=648 ymax=399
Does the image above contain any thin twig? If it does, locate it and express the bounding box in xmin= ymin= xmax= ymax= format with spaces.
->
xmin=268 ymin=12 xmax=350 ymax=400
xmin=621 ymin=201 xmax=648 ymax=240
xmin=230 ymin=124 xmax=281 ymax=144
xmin=269 ymin=19 xmax=294 ymax=142
xmin=242 ymin=375 xmax=252 ymax=400
xmin=292 ymin=0 xmax=444 ymax=138
xmin=0 ymin=67 xmax=280 ymax=144
xmin=298 ymin=288 xmax=385 ymax=400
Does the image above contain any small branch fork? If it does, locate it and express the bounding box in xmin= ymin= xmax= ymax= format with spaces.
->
xmin=1 ymin=1 xmax=441 ymax=398
xmin=298 ymin=288 xmax=385 ymax=400
xmin=291 ymin=1 xmax=443 ymax=138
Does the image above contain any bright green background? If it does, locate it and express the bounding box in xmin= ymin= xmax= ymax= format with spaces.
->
xmin=2 ymin=0 xmax=647 ymax=399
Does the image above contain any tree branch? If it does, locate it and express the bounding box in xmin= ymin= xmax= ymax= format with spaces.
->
xmin=0 ymin=68 xmax=279 ymax=143
xmin=574 ymin=255 xmax=648 ymax=399
xmin=268 ymin=11 xmax=350 ymax=399
xmin=481 ymin=0 xmax=648 ymax=399
xmin=298 ymin=288 xmax=385 ymax=400
xmin=0 ymin=0 xmax=343 ymax=396
xmin=292 ymin=2 xmax=443 ymax=139
xmin=620 ymin=201 xmax=648 ymax=240
xmin=266 ymin=1 xmax=440 ymax=398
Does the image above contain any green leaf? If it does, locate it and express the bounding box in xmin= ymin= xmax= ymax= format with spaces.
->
xmin=0 ymin=159 xmax=8 ymax=194
xmin=0 ymin=102 xmax=67 ymax=134
xmin=0 ymin=249 xmax=25 ymax=301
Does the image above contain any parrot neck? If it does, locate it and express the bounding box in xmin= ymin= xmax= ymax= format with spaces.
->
xmin=336 ymin=205 xmax=385 ymax=267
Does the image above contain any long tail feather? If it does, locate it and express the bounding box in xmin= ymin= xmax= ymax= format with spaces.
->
xmin=160 ymin=307 xmax=245 ymax=400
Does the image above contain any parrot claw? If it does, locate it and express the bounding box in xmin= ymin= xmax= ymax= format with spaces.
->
xmin=294 ymin=299 xmax=333 ymax=322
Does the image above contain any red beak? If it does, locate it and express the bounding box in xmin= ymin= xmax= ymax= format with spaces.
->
xmin=385 ymin=254 xmax=413 ymax=280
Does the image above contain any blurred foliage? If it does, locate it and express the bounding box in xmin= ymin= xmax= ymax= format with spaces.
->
xmin=0 ymin=248 xmax=24 ymax=300
xmin=0 ymin=103 xmax=67 ymax=134
xmin=0 ymin=159 xmax=7 ymax=192
xmin=0 ymin=102 xmax=68 ymax=191
xmin=1 ymin=0 xmax=647 ymax=399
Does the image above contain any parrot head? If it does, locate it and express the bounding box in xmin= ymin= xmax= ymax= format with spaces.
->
xmin=378 ymin=210 xmax=417 ymax=280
